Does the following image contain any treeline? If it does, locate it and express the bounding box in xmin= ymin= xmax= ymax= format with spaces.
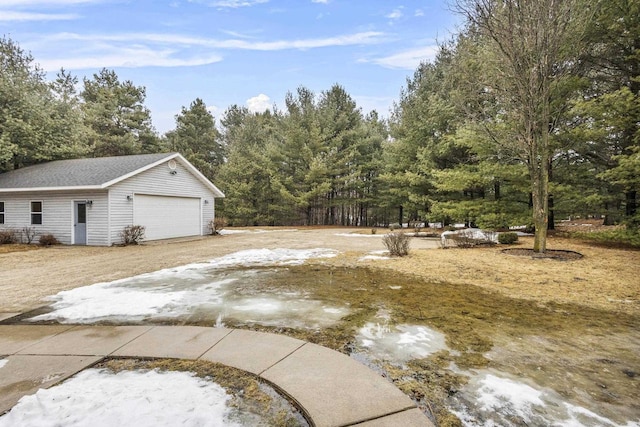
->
xmin=1 ymin=0 xmax=638 ymax=235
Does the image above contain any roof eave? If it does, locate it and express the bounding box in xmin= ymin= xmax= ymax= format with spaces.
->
xmin=0 ymin=185 xmax=104 ymax=193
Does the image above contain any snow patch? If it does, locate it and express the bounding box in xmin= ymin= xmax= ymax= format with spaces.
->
xmin=451 ymin=371 xmax=640 ymax=427
xmin=0 ymin=359 xmax=7 ymax=369
xmin=29 ymin=249 xmax=347 ymax=327
xmin=335 ymin=233 xmax=383 ymax=238
xmin=0 ymin=369 xmax=242 ymax=427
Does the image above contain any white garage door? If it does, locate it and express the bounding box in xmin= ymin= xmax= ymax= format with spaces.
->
xmin=133 ymin=194 xmax=201 ymax=240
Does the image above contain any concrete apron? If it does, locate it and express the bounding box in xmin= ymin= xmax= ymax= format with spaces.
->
xmin=0 ymin=324 xmax=434 ymax=427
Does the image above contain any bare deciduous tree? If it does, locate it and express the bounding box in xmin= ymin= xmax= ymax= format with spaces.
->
xmin=453 ymin=0 xmax=593 ymax=252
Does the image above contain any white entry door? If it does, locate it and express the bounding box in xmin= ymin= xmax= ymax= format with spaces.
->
xmin=133 ymin=194 xmax=201 ymax=240
xmin=73 ymin=201 xmax=87 ymax=245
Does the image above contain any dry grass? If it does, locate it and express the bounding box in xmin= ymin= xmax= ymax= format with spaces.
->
xmin=354 ymin=235 xmax=640 ymax=315
xmin=0 ymin=244 xmax=39 ymax=254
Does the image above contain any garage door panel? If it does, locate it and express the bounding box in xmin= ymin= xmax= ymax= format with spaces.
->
xmin=134 ymin=195 xmax=201 ymax=240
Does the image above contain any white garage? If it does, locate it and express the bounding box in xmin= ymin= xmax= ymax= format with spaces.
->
xmin=0 ymin=153 xmax=224 ymax=246
xmin=133 ymin=194 xmax=201 ymax=240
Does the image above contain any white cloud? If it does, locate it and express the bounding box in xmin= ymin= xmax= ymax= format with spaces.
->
xmin=24 ymin=30 xmax=387 ymax=71
xmin=386 ymin=8 xmax=403 ymax=19
xmin=36 ymin=45 xmax=223 ymax=71
xmin=206 ymin=104 xmax=220 ymax=117
xmin=204 ymin=0 xmax=268 ymax=7
xmin=45 ymin=30 xmax=386 ymax=50
xmin=312 ymin=0 xmax=329 ymax=3
xmin=364 ymin=45 xmax=439 ymax=70
xmin=0 ymin=10 xmax=78 ymax=20
xmin=414 ymin=9 xmax=424 ymax=17
xmin=0 ymin=0 xmax=98 ymax=5
xmin=246 ymin=94 xmax=271 ymax=113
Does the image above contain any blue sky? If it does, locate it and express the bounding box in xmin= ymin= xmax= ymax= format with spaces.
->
xmin=1 ymin=0 xmax=461 ymax=133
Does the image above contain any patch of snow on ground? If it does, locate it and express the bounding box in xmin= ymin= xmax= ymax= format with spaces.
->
xmin=0 ymin=369 xmax=242 ymax=427
xmin=451 ymin=370 xmax=640 ymax=427
xmin=219 ymin=229 xmax=298 ymax=235
xmin=0 ymin=359 xmax=7 ymax=369
xmin=209 ymin=248 xmax=337 ymax=268
xmin=335 ymin=233 xmax=384 ymax=238
xmin=359 ymin=249 xmax=391 ymax=261
xmin=356 ymin=323 xmax=447 ymax=363
xmin=29 ymin=249 xmax=346 ymax=327
xmin=218 ymin=229 xmax=250 ymax=235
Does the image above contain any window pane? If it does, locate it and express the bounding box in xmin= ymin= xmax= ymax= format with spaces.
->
xmin=77 ymin=204 xmax=86 ymax=223
xmin=0 ymin=213 xmax=4 ymax=224
xmin=31 ymin=201 xmax=42 ymax=213
xmin=0 ymin=201 xmax=4 ymax=212
xmin=31 ymin=213 xmax=42 ymax=225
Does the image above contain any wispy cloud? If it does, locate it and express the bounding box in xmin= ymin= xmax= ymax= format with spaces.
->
xmin=46 ymin=30 xmax=386 ymax=51
xmin=0 ymin=0 xmax=98 ymax=5
xmin=414 ymin=9 xmax=424 ymax=17
xmin=27 ymin=31 xmax=387 ymax=71
xmin=386 ymin=8 xmax=403 ymax=19
xmin=363 ymin=45 xmax=439 ymax=70
xmin=35 ymin=45 xmax=223 ymax=71
xmin=0 ymin=10 xmax=79 ymax=21
xmin=311 ymin=0 xmax=329 ymax=3
xmin=200 ymin=0 xmax=268 ymax=8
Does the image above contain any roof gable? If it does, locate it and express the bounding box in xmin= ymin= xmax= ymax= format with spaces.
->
xmin=0 ymin=153 xmax=224 ymax=197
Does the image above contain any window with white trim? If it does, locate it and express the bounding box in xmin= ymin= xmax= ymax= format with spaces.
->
xmin=30 ymin=201 xmax=42 ymax=225
xmin=0 ymin=201 xmax=4 ymax=224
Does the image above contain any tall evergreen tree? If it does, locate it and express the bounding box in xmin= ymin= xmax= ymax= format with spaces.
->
xmin=0 ymin=38 xmax=88 ymax=172
xmin=165 ymin=98 xmax=224 ymax=181
xmin=81 ymin=68 xmax=159 ymax=157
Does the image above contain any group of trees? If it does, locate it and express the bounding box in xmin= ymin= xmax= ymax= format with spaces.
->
xmin=1 ymin=0 xmax=638 ymax=252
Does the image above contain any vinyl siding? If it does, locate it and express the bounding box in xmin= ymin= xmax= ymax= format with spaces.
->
xmin=0 ymin=191 xmax=108 ymax=245
xmin=108 ymin=159 xmax=216 ymax=244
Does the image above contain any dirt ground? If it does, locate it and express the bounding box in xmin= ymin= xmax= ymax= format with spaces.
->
xmin=0 ymin=226 xmax=638 ymax=316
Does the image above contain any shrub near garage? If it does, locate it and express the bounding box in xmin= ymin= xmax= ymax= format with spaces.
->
xmin=120 ymin=225 xmax=145 ymax=245
xmin=39 ymin=234 xmax=60 ymax=246
xmin=0 ymin=229 xmax=17 ymax=244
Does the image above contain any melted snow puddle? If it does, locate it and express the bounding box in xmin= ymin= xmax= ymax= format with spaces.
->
xmin=0 ymin=369 xmax=248 ymax=427
xmin=450 ymin=370 xmax=640 ymax=427
xmin=28 ymin=249 xmax=347 ymax=328
xmin=355 ymin=318 xmax=447 ymax=364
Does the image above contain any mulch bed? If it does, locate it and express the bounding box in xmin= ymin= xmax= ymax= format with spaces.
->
xmin=502 ymin=248 xmax=584 ymax=261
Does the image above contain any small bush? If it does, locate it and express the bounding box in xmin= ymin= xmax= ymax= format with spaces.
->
xmin=22 ymin=227 xmax=36 ymax=244
xmin=371 ymin=228 xmax=377 ymax=235
xmin=0 ymin=229 xmax=17 ymax=244
xmin=39 ymin=234 xmax=60 ymax=246
xmin=382 ymin=232 xmax=410 ymax=257
xmin=389 ymin=223 xmax=401 ymax=230
xmin=208 ymin=217 xmax=227 ymax=235
xmin=498 ymin=232 xmax=519 ymax=245
xmin=498 ymin=232 xmax=518 ymax=244
xmin=121 ymin=225 xmax=145 ymax=245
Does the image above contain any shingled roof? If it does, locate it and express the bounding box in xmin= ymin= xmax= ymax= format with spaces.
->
xmin=0 ymin=153 xmax=224 ymax=197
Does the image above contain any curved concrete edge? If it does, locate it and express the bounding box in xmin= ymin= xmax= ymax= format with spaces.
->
xmin=0 ymin=325 xmax=434 ymax=426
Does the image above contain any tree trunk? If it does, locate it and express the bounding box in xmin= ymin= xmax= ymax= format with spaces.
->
xmin=626 ymin=191 xmax=637 ymax=218
xmin=548 ymin=194 xmax=555 ymax=230
xmin=532 ymin=130 xmax=550 ymax=253
xmin=398 ymin=205 xmax=403 ymax=227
